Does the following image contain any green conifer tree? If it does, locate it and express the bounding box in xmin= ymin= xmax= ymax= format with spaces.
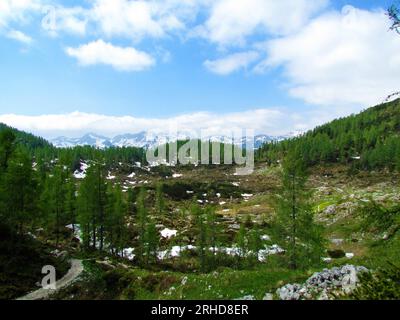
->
xmin=272 ymin=151 xmax=325 ymax=269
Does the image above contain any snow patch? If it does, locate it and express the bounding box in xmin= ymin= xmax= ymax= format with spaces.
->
xmin=122 ymin=248 xmax=135 ymax=261
xmin=127 ymin=172 xmax=136 ymax=178
xmin=160 ymin=228 xmax=177 ymax=239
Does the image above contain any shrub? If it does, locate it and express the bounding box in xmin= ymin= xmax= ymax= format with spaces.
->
xmin=351 ymin=263 xmax=400 ymax=300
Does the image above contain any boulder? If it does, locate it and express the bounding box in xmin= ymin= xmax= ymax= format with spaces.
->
xmin=275 ymin=265 xmax=369 ymax=300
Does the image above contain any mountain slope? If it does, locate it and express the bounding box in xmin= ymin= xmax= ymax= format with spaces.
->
xmin=0 ymin=123 xmax=53 ymax=151
xmin=256 ymin=99 xmax=400 ymax=171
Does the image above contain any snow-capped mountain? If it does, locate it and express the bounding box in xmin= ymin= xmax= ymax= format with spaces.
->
xmin=110 ymin=132 xmax=190 ymax=149
xmin=51 ymin=133 xmax=112 ymax=148
xmin=51 ymin=132 xmax=298 ymax=149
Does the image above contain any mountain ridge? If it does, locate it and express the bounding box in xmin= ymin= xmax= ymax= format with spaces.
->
xmin=51 ymin=131 xmax=301 ymax=149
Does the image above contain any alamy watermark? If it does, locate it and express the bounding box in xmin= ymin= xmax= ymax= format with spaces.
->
xmin=41 ymin=265 xmax=56 ymax=290
xmin=146 ymin=125 xmax=255 ymax=175
xmin=41 ymin=6 xmax=57 ymax=32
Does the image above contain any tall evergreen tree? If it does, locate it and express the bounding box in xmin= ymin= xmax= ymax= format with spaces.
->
xmin=77 ymin=175 xmax=92 ymax=249
xmin=191 ymin=203 xmax=207 ymax=272
xmin=154 ymin=183 xmax=165 ymax=216
xmin=145 ymin=221 xmax=159 ymax=265
xmin=106 ymin=184 xmax=127 ymax=255
xmin=205 ymin=207 xmax=219 ymax=270
xmin=40 ymin=166 xmax=68 ymax=246
xmin=248 ymin=229 xmax=263 ymax=266
xmin=1 ymin=150 xmax=38 ymax=233
xmin=127 ymin=188 xmax=137 ymax=217
xmin=136 ymin=187 xmax=148 ymax=264
xmin=65 ymin=177 xmax=77 ymax=233
xmin=272 ymin=151 xmax=325 ymax=269
xmin=0 ymin=128 xmax=16 ymax=172
xmin=76 ymin=161 xmax=108 ymax=250
xmin=235 ymin=223 xmax=248 ymax=267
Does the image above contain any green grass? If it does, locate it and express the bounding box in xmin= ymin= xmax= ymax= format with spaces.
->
xmin=360 ymin=234 xmax=400 ymax=269
xmin=162 ymin=267 xmax=308 ymax=300
xmin=53 ymin=260 xmax=311 ymax=300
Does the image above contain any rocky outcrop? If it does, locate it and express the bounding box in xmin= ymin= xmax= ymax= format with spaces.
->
xmin=276 ymin=265 xmax=369 ymax=300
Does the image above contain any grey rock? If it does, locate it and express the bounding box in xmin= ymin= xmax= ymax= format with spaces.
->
xmin=275 ymin=265 xmax=369 ymax=300
xmin=324 ymin=205 xmax=337 ymax=215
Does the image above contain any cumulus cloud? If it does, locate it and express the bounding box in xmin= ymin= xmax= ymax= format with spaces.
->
xmin=204 ymin=51 xmax=260 ymax=75
xmin=90 ymin=0 xmax=199 ymax=41
xmin=0 ymin=0 xmax=41 ymax=44
xmin=6 ymin=29 xmax=33 ymax=44
xmin=41 ymin=5 xmax=88 ymax=36
xmin=0 ymin=108 xmax=323 ymax=139
xmin=195 ymin=0 xmax=329 ymax=47
xmin=0 ymin=0 xmax=41 ymax=28
xmin=65 ymin=39 xmax=155 ymax=71
xmin=2 ymin=0 xmax=398 ymax=109
xmin=1 ymin=0 xmax=200 ymax=40
xmin=257 ymin=6 xmax=400 ymax=107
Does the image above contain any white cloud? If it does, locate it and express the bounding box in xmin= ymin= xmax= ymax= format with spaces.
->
xmin=90 ymin=0 xmax=199 ymax=41
xmin=0 ymin=0 xmax=41 ymax=44
xmin=42 ymin=5 xmax=88 ymax=36
xmin=0 ymin=108 xmax=315 ymax=139
xmin=195 ymin=0 xmax=329 ymax=47
xmin=0 ymin=0 xmax=41 ymax=28
xmin=204 ymin=51 xmax=259 ymax=75
xmin=257 ymin=6 xmax=400 ymax=107
xmin=6 ymin=29 xmax=33 ymax=44
xmin=65 ymin=39 xmax=155 ymax=71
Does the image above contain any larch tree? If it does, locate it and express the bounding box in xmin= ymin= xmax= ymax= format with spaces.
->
xmin=235 ymin=223 xmax=248 ymax=267
xmin=136 ymin=186 xmax=148 ymax=265
xmin=0 ymin=128 xmax=16 ymax=172
xmin=65 ymin=177 xmax=77 ymax=233
xmin=76 ymin=161 xmax=108 ymax=251
xmin=106 ymin=184 xmax=127 ymax=255
xmin=145 ymin=221 xmax=159 ymax=265
xmin=272 ymin=151 xmax=325 ymax=270
xmin=2 ymin=150 xmax=38 ymax=233
xmin=154 ymin=182 xmax=165 ymax=217
xmin=77 ymin=174 xmax=92 ymax=249
xmin=191 ymin=203 xmax=208 ymax=272
xmin=40 ymin=165 xmax=68 ymax=246
xmin=205 ymin=207 xmax=219 ymax=270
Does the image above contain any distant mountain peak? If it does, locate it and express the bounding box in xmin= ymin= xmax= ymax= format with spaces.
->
xmin=51 ymin=132 xmax=293 ymax=149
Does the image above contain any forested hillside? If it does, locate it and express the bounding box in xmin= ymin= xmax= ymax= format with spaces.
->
xmin=0 ymin=123 xmax=53 ymax=151
xmin=0 ymin=123 xmax=146 ymax=172
xmin=256 ymin=99 xmax=400 ymax=171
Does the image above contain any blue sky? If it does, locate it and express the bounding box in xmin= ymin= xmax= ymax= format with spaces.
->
xmin=0 ymin=0 xmax=399 ymax=138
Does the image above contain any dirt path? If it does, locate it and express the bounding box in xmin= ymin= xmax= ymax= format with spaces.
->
xmin=17 ymin=259 xmax=83 ymax=300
